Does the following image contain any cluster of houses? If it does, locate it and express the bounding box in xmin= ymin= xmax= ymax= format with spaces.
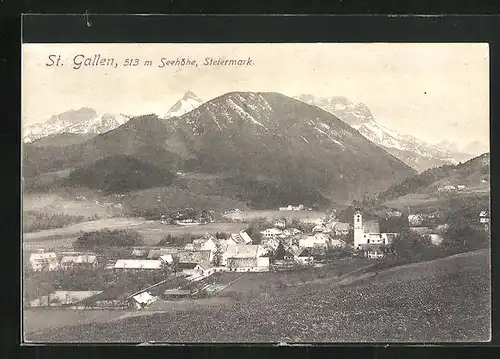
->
xmin=278 ymin=204 xmax=315 ymax=212
xmin=28 ymin=251 xmax=98 ymax=272
xmin=437 ymin=184 xmax=467 ymax=193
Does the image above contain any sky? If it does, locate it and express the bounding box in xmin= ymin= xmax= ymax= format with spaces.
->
xmin=22 ymin=43 xmax=489 ymax=152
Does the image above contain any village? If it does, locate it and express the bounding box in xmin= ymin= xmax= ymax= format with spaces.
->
xmin=24 ymin=203 xmax=490 ymax=312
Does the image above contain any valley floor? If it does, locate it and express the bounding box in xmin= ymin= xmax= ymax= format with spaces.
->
xmin=24 ymin=249 xmax=491 ymax=343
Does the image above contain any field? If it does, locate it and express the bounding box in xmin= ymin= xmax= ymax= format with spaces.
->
xmin=222 ymin=210 xmax=326 ymax=223
xmin=23 ymin=217 xmax=248 ymax=250
xmin=25 ymin=250 xmax=490 ymax=343
xmin=383 ymin=191 xmax=490 ymax=212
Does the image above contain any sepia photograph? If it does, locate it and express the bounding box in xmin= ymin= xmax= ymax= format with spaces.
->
xmin=21 ymin=43 xmax=491 ymax=343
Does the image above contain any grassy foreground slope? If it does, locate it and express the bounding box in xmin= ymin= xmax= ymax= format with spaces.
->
xmin=28 ymin=249 xmax=490 ymax=343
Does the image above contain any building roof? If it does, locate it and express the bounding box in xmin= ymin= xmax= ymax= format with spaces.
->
xmin=177 ymin=250 xmax=211 ymax=264
xmin=74 ymin=255 xmax=97 ymax=264
xmin=61 ymin=256 xmax=79 ymax=263
xmin=195 ymin=261 xmax=213 ymax=270
xmin=230 ymin=231 xmax=253 ymax=245
xmin=164 ymin=289 xmax=191 ymax=296
xmin=227 ymin=257 xmax=258 ymax=267
xmin=260 ymin=228 xmax=283 ymax=235
xmin=114 ymin=259 xmax=163 ymax=270
xmin=147 ymin=248 xmax=179 ymax=259
xmin=30 ymin=252 xmax=57 ymax=261
xmin=334 ymin=222 xmax=350 ymax=231
xmin=479 ymin=210 xmax=489 ymax=217
xmin=225 ymin=244 xmax=260 ymax=259
xmin=363 ymin=220 xmax=380 ymax=234
xmin=132 ymin=292 xmax=156 ymax=304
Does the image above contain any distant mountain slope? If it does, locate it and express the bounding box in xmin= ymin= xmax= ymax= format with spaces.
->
xmin=29 ymin=133 xmax=96 ymax=147
xmin=23 ymin=108 xmax=131 ymax=143
xmin=294 ymin=95 xmax=473 ymax=172
xmin=163 ymin=91 xmax=204 ymax=118
xmin=377 ymin=153 xmax=490 ymax=201
xmin=23 ymin=92 xmax=416 ymax=206
xmin=64 ymin=154 xmax=176 ymax=193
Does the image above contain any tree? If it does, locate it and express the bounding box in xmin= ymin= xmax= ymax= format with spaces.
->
xmin=443 ymin=207 xmax=489 ymax=252
xmin=212 ymin=246 xmax=223 ymax=266
xmin=275 ymin=242 xmax=285 ymax=260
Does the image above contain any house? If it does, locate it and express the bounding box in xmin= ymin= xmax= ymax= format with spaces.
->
xmin=408 ymin=214 xmax=424 ymax=226
xmin=130 ymin=292 xmax=157 ymax=309
xmin=333 ymin=222 xmax=350 ymax=236
xmin=265 ymin=237 xmax=281 ymax=251
xmin=358 ymin=244 xmax=385 ymax=259
xmin=457 ymin=185 xmax=466 ymax=191
xmin=176 ymin=250 xmax=212 ymax=272
xmin=329 ymin=238 xmax=346 ymax=248
xmin=273 ymin=219 xmax=286 ymax=229
xmin=479 ymin=210 xmax=490 ymax=224
xmin=29 ymin=290 xmax=102 ymax=308
xmin=298 ymin=233 xmax=329 ymax=249
xmin=194 ymin=261 xmax=215 ymax=276
xmin=386 ymin=210 xmax=402 ymax=218
xmin=60 ymin=255 xmax=98 ymax=270
xmin=163 ymin=288 xmax=192 ymax=299
xmin=229 ymin=231 xmax=253 ymax=245
xmin=294 ymin=247 xmax=314 ymax=265
xmin=29 ymin=251 xmax=59 ymax=272
xmin=312 ymin=224 xmax=327 ymax=233
xmin=113 ymin=259 xmax=163 ymax=271
xmin=131 ymin=248 xmax=147 ymax=257
xmin=224 ymin=244 xmax=269 ymax=270
xmin=147 ymin=248 xmax=179 ymax=259
xmin=429 ymin=234 xmax=444 ymax=246
xmin=283 ymin=228 xmax=302 ymax=237
xmin=159 ymin=254 xmax=174 ymax=265
xmin=353 ymin=209 xmax=395 ymax=249
xmin=260 ymin=228 xmax=283 ymax=240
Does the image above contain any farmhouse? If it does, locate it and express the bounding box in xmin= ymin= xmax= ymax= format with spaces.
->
xmin=312 ymin=224 xmax=327 ymax=233
xmin=293 ymin=247 xmax=314 ymax=265
xmin=429 ymin=234 xmax=444 ymax=245
xmin=29 ymin=251 xmax=59 ymax=272
xmin=113 ymin=259 xmax=163 ymax=271
xmin=353 ymin=209 xmax=396 ymax=250
xmin=224 ymin=244 xmax=269 ymax=271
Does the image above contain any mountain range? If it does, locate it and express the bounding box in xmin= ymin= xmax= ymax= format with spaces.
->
xmin=294 ymin=95 xmax=475 ymax=172
xmin=23 ymin=91 xmax=416 ymax=208
xmin=23 ymin=108 xmax=131 ymax=144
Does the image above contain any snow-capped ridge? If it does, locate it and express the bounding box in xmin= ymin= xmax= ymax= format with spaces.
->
xmin=23 ymin=108 xmax=132 ymax=143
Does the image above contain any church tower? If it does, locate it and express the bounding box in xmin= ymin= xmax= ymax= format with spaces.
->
xmin=353 ymin=208 xmax=364 ymax=248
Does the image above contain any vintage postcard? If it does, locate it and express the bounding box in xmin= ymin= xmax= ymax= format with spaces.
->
xmin=22 ymin=43 xmax=490 ymax=343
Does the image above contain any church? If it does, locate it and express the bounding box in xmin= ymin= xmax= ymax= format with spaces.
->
xmin=353 ymin=208 xmax=397 ymax=250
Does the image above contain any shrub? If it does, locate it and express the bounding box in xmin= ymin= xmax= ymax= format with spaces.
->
xmin=75 ymin=229 xmax=144 ymax=249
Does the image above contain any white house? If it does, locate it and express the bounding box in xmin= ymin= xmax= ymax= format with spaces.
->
xmin=29 ymin=252 xmax=59 ymax=272
xmin=131 ymin=292 xmax=157 ymax=310
xmin=60 ymin=255 xmax=98 ymax=270
xmin=298 ymin=233 xmax=329 ymax=249
xmin=408 ymin=214 xmax=424 ymax=226
xmin=223 ymin=244 xmax=269 ymax=270
xmin=260 ymin=228 xmax=283 ymax=240
xmin=479 ymin=210 xmax=490 ymax=224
